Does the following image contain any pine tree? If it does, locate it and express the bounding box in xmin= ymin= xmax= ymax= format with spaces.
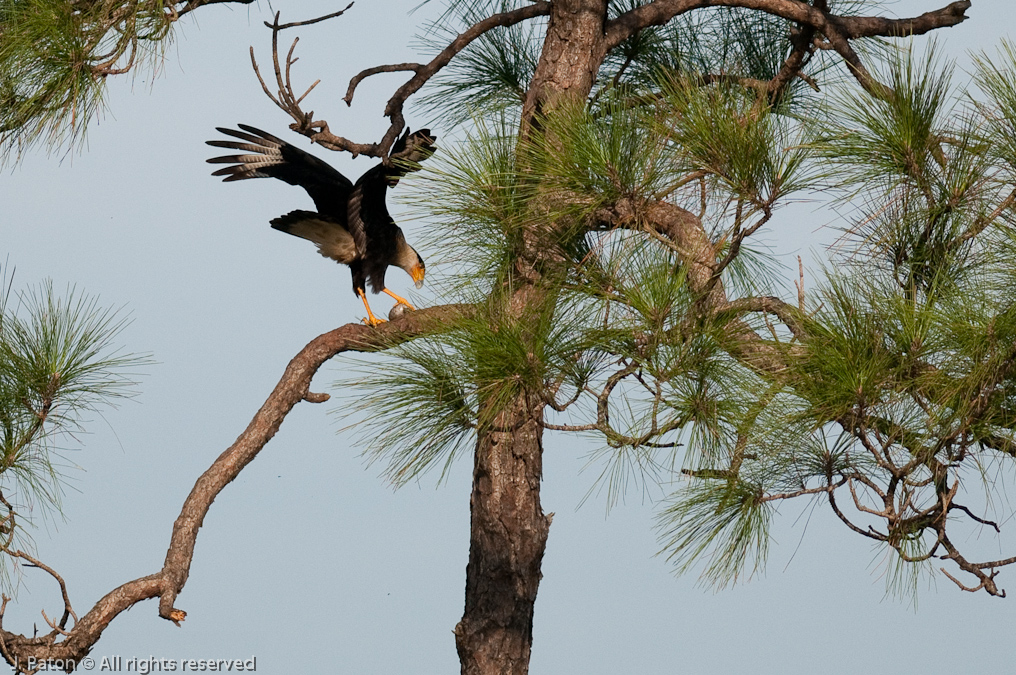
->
xmin=7 ymin=2 xmax=1014 ymax=674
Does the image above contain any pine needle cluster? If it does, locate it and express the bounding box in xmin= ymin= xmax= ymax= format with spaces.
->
xmin=0 ymin=267 xmax=144 ymax=570
xmin=0 ymin=0 xmax=174 ymax=161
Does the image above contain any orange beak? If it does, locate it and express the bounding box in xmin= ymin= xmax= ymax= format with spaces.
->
xmin=410 ymin=263 xmax=425 ymax=288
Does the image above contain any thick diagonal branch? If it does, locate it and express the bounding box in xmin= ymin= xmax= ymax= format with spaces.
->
xmin=0 ymin=303 xmax=474 ymax=672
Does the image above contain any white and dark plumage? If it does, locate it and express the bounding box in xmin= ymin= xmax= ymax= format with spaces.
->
xmin=206 ymin=124 xmax=436 ymax=325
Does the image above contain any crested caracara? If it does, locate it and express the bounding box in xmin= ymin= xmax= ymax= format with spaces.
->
xmin=206 ymin=124 xmax=436 ymax=325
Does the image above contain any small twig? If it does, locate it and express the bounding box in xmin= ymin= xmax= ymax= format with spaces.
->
xmin=542 ymin=381 xmax=583 ymax=413
xmin=760 ymin=479 xmax=846 ymax=503
xmin=0 ymin=596 xmax=14 ymax=671
xmin=828 ymin=489 xmax=887 ymax=541
xmin=951 ymin=503 xmax=1000 ymax=532
xmin=250 ymin=46 xmax=283 ymax=108
xmin=263 ymin=2 xmax=354 ymax=31
xmin=284 ymin=37 xmax=300 ymax=107
xmin=940 ymin=567 xmax=987 ymax=593
xmin=698 ymin=175 xmax=707 ymax=220
xmin=0 ymin=493 xmax=17 ymax=555
xmin=271 ymin=15 xmax=286 ymax=105
xmin=344 ymin=64 xmax=423 ymax=106
xmin=797 ymin=71 xmax=820 ymax=92
xmin=541 ymin=422 xmax=598 ymax=432
xmin=11 ymin=550 xmax=78 ymax=630
xmin=710 ymin=205 xmax=773 ymax=284
xmin=652 ymin=170 xmax=708 ymax=202
xmin=940 ymin=534 xmax=1005 ymax=596
xmin=296 ymin=79 xmax=321 ymax=106
xmin=957 ymin=187 xmax=1016 ymax=244
xmin=40 ymin=610 xmax=70 ymax=637
xmin=794 ymin=256 xmax=805 ymax=312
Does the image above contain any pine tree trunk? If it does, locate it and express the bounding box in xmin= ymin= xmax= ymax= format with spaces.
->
xmin=454 ymin=3 xmax=608 ymax=674
xmin=523 ymin=0 xmax=607 ymax=120
xmin=454 ymin=392 xmax=550 ymax=675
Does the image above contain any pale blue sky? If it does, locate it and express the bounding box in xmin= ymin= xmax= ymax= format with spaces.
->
xmin=1 ymin=1 xmax=1014 ymax=673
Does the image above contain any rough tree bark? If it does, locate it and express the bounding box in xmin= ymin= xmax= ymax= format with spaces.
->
xmin=455 ymin=3 xmax=610 ymax=674
xmin=454 ymin=393 xmax=550 ymax=675
xmin=522 ymin=0 xmax=606 ymax=120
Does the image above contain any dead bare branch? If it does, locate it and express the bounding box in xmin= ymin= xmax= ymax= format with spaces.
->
xmin=794 ymin=256 xmax=805 ymax=312
xmin=247 ymin=10 xmax=382 ymax=157
xmin=344 ymin=64 xmax=423 ymax=106
xmin=264 ymin=2 xmax=354 ymax=31
xmin=951 ymin=503 xmax=1001 ymax=533
xmin=940 ymin=566 xmax=988 ymax=593
xmin=272 ymin=1 xmax=551 ymax=159
xmin=10 ymin=551 xmax=77 ymax=631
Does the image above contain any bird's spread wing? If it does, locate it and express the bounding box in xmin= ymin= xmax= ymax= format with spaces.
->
xmin=206 ymin=125 xmax=353 ymax=216
xmin=345 ymin=128 xmax=439 ymax=256
xmin=387 ymin=128 xmax=438 ymax=187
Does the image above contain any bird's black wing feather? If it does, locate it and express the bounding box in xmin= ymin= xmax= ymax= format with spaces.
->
xmin=345 ymin=129 xmax=436 ymax=275
xmin=347 ymin=163 xmax=390 ymax=259
xmin=386 ymin=128 xmax=437 ymax=187
xmin=206 ymin=125 xmax=353 ymax=217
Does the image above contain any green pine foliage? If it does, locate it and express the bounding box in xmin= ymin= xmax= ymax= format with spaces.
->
xmin=656 ymin=74 xmax=810 ymax=207
xmin=0 ymin=269 xmax=144 ymax=563
xmin=656 ymin=476 xmax=771 ymax=588
xmin=356 ymin=11 xmax=1016 ymax=594
xmin=417 ymin=9 xmax=542 ymax=126
xmin=0 ymin=0 xmax=174 ymax=161
xmin=810 ymin=45 xmax=1011 ymax=293
xmin=345 ymin=287 xmax=588 ymax=485
xmin=534 ymin=97 xmax=672 ymax=207
xmin=404 ymin=116 xmax=537 ymax=296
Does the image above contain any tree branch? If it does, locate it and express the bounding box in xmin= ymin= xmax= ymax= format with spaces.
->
xmin=288 ymin=1 xmax=551 ymax=159
xmin=175 ymin=0 xmax=256 ymax=19
xmin=264 ymin=3 xmax=354 ymax=31
xmin=721 ymin=296 xmax=808 ymax=341
xmin=344 ymin=64 xmax=423 ymax=105
xmin=0 ymin=303 xmax=475 ymax=671
xmin=604 ymin=0 xmax=970 ymax=51
xmin=833 ymin=0 xmax=971 ymax=38
xmin=603 ymin=0 xmax=968 ymax=98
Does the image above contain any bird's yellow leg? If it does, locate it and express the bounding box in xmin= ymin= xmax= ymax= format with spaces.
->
xmin=383 ymin=288 xmax=416 ymax=310
xmin=357 ymin=288 xmax=386 ymax=327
